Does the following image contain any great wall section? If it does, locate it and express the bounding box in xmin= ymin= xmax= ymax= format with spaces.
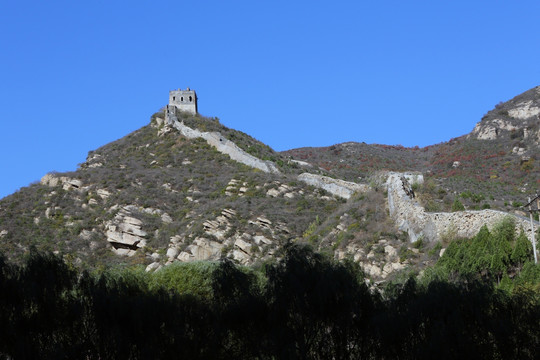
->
xmin=163 ymin=89 xmax=539 ymax=256
xmin=386 ymin=172 xmax=538 ymax=245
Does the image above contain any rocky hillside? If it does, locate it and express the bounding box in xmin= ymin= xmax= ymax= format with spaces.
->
xmin=283 ymin=86 xmax=540 ymax=214
xmin=0 ymin=114 xmax=334 ymax=267
xmin=0 ymin=86 xmax=539 ymax=284
xmin=1 ymin=109 xmax=432 ymax=283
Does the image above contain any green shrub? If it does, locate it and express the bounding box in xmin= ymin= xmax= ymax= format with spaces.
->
xmin=428 ymin=242 xmax=443 ymax=257
xmin=451 ymin=198 xmax=465 ymax=212
xmin=149 ymin=261 xmax=218 ymax=298
xmin=412 ymin=238 xmax=424 ymax=249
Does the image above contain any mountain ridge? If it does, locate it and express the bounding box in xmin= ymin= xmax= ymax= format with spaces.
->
xmin=0 ymin=85 xmax=538 ymax=283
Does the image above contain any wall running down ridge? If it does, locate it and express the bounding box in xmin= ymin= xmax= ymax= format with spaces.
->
xmin=164 ymin=111 xmax=537 ymax=248
xmin=386 ymin=172 xmax=539 ymax=244
xmin=164 ymin=110 xmax=367 ymax=199
xmin=166 ymin=109 xmax=280 ymax=174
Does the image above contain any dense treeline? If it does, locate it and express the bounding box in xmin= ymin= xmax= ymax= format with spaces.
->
xmin=0 ymin=243 xmax=538 ymax=359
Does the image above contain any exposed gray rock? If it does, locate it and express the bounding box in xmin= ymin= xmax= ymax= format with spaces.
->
xmin=234 ymin=238 xmax=252 ymax=254
xmin=64 ymin=179 xmax=82 ymax=190
xmin=166 ymin=247 xmax=179 ymax=259
xmin=472 ymin=118 xmax=522 ymax=140
xmin=473 ymin=124 xmax=498 ymax=140
xmin=41 ymin=174 xmax=84 ymax=191
xmin=233 ymin=249 xmax=251 ymax=263
xmin=105 ymin=208 xmax=147 ymax=249
xmin=40 ymin=174 xmax=62 ymax=187
xmin=97 ymin=189 xmax=111 ymax=199
xmin=177 ymin=238 xmax=224 ymax=262
xmin=145 ymin=262 xmax=161 ymax=272
xmin=384 ymin=245 xmax=398 ymax=259
xmin=221 ymin=208 xmax=237 ymax=219
xmin=253 ymin=235 xmax=272 ymax=245
xmin=363 ymin=263 xmax=382 ymax=278
xmin=508 ymin=100 xmax=540 ymax=119
xmin=157 ymin=125 xmax=173 ymax=136
xmin=266 ymin=188 xmax=281 ymax=197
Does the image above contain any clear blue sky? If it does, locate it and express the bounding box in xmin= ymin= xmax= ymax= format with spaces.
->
xmin=1 ymin=1 xmax=540 ymax=199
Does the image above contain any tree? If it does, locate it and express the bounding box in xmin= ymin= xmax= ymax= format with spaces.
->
xmin=511 ymin=231 xmax=533 ymax=268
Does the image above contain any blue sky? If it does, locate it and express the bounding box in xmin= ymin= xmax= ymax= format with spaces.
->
xmin=1 ymin=1 xmax=540 ymax=199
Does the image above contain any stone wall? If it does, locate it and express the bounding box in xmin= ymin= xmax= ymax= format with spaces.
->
xmin=386 ymin=172 xmax=539 ymax=243
xmin=169 ymin=89 xmax=197 ymax=115
xmin=297 ymin=173 xmax=368 ymax=199
xmin=386 ymin=172 xmax=433 ymax=242
xmin=166 ymin=110 xmax=280 ymax=174
xmin=165 ymin=109 xmax=370 ymax=198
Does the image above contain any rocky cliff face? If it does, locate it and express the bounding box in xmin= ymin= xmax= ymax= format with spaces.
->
xmin=471 ymin=86 xmax=540 ymax=147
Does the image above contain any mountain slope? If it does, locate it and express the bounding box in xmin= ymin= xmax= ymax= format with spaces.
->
xmin=283 ymin=86 xmax=540 ymax=213
xmin=1 ymin=111 xmax=410 ymax=276
xmin=1 ymin=86 xmax=539 ymax=283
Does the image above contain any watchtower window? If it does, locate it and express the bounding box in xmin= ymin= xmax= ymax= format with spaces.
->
xmin=189 ymin=96 xmax=193 ymax=102
xmin=181 ymin=96 xmax=184 ymax=101
xmin=173 ymin=96 xmax=175 ymax=101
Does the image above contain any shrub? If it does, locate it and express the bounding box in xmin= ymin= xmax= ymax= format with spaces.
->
xmin=451 ymin=198 xmax=465 ymax=212
xmin=149 ymin=261 xmax=218 ymax=298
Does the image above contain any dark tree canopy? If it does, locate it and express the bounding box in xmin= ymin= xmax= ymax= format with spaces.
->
xmin=0 ymin=242 xmax=538 ymax=359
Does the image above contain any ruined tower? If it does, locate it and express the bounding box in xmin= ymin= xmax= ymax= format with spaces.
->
xmin=168 ymin=87 xmax=197 ymax=115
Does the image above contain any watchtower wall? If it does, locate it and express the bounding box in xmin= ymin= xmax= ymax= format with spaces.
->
xmin=169 ymin=88 xmax=197 ymax=115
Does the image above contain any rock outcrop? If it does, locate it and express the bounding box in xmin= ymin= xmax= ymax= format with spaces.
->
xmin=507 ymin=100 xmax=540 ymax=120
xmin=41 ymin=174 xmax=84 ymax=191
xmin=105 ymin=206 xmax=148 ymax=255
xmin=472 ymin=118 xmax=519 ymax=140
xmin=471 ymin=88 xmax=540 ymax=142
xmin=177 ymin=238 xmax=224 ymax=262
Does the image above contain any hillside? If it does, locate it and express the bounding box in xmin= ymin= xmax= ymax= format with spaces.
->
xmin=1 ymin=109 xmax=427 ymax=281
xmin=0 ymin=87 xmax=539 ymax=286
xmin=0 ymin=113 xmax=336 ymax=267
xmin=283 ymin=86 xmax=540 ymax=213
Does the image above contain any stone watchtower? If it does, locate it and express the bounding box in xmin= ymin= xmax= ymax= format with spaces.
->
xmin=169 ymin=87 xmax=197 ymax=115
